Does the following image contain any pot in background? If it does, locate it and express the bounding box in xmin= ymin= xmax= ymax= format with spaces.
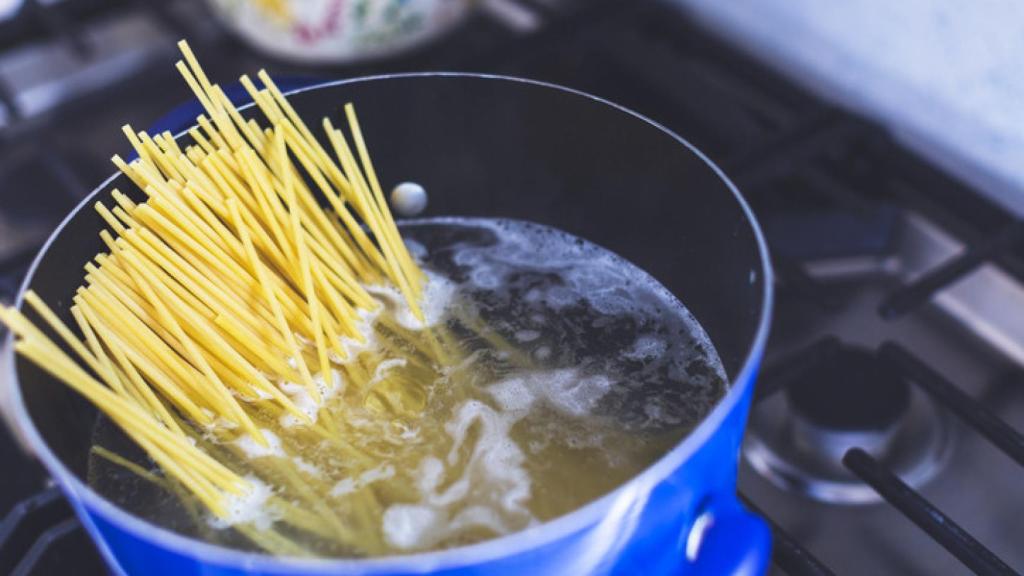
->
xmin=205 ymin=0 xmax=474 ymax=64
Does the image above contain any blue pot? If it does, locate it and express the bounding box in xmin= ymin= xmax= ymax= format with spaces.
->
xmin=4 ymin=74 xmax=773 ymax=575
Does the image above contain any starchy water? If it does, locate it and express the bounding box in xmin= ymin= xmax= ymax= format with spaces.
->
xmin=88 ymin=217 xmax=727 ymax=557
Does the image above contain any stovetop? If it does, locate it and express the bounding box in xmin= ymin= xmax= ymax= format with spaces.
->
xmin=1 ymin=1 xmax=1022 ymax=575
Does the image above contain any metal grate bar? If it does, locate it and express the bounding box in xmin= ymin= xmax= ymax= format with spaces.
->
xmin=879 ymin=221 xmax=1024 ymax=319
xmin=40 ymin=147 xmax=88 ymax=200
xmin=0 ymin=76 xmax=19 ymax=122
xmin=0 ymin=487 xmax=71 ymax=575
xmin=799 ymin=164 xmax=884 ymax=216
xmin=755 ymin=336 xmax=840 ymax=401
xmin=25 ymin=0 xmax=92 ymax=58
xmin=726 ymin=108 xmax=849 ymax=188
xmin=773 ymin=257 xmax=841 ymax=310
xmin=10 ymin=518 xmax=82 ymax=576
xmin=880 ymin=342 xmax=1024 ymax=467
xmin=130 ymin=0 xmax=191 ymax=39
xmin=740 ymin=494 xmax=836 ymax=576
xmin=843 ymin=448 xmax=1018 ymax=576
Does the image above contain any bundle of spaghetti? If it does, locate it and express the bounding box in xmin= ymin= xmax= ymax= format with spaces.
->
xmin=0 ymin=40 xmax=472 ymax=553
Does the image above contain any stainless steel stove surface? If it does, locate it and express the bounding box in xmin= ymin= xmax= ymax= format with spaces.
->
xmin=1 ymin=1 xmax=1022 ymax=575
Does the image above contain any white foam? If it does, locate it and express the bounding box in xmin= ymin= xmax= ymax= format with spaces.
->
xmin=335 ymin=308 xmax=381 ymax=361
xmin=382 ymin=367 xmax=614 ymax=551
xmin=278 ymin=370 xmax=344 ymax=428
xmin=382 ymin=399 xmax=534 ymax=550
xmin=330 ymin=478 xmax=356 ymax=497
xmin=487 ymin=377 xmax=536 ymax=414
xmin=330 ymin=464 xmax=395 ymax=497
xmin=202 ymin=414 xmax=240 ymax=432
xmin=514 ymin=329 xmax=540 ymax=343
xmin=318 ymin=369 xmax=344 ymax=398
xmin=237 ymin=386 xmax=275 ymax=402
xmin=441 ymin=218 xmax=659 ymax=316
xmin=381 ymin=505 xmax=442 ymax=550
xmin=393 ymin=421 xmax=420 ymax=441
xmin=408 ymin=271 xmax=456 ymax=329
xmin=488 ymin=369 xmax=613 ymax=418
xmin=200 ymin=218 xmax=729 ymax=545
xmin=368 ymin=358 xmax=407 ymax=387
xmin=404 ymin=238 xmax=428 ymax=260
xmin=623 ymin=335 xmax=668 ymax=362
xmin=209 ymin=475 xmax=277 ymax=530
xmin=365 ymin=270 xmax=455 ymax=330
xmin=235 ymin=429 xmax=285 ymax=459
xmin=292 ymin=456 xmax=321 ymax=477
xmin=470 ymin=267 xmax=502 ymax=289
xmin=278 ymin=381 xmax=318 ymax=428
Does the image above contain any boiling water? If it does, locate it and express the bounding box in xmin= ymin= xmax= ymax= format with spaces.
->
xmin=88 ymin=218 xmax=727 ymax=557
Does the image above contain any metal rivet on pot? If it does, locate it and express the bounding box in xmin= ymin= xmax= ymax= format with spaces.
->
xmin=391 ymin=181 xmax=428 ymax=216
xmin=685 ymin=510 xmax=715 ymax=562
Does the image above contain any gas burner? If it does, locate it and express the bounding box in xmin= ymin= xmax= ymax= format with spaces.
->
xmin=743 ymin=345 xmax=952 ymax=504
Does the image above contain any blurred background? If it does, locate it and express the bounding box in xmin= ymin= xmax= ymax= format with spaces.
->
xmin=1 ymin=1 xmax=1023 ymax=575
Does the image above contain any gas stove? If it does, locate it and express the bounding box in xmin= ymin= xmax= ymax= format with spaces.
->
xmin=0 ymin=1 xmax=1022 ymax=575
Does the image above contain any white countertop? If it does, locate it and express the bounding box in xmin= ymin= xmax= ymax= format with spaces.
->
xmin=674 ymin=0 xmax=1024 ymax=216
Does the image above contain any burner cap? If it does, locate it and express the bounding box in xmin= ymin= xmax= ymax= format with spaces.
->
xmin=744 ymin=344 xmax=950 ymax=504
xmin=786 ymin=348 xmax=910 ymax=432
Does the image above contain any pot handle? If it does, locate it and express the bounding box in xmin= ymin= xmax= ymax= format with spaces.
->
xmin=686 ymin=494 xmax=771 ymax=575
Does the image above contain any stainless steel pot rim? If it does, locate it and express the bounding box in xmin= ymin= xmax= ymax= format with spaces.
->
xmin=2 ymin=72 xmax=774 ymax=572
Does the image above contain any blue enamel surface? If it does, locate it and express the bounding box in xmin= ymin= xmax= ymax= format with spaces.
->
xmin=76 ymin=362 xmax=768 ymax=576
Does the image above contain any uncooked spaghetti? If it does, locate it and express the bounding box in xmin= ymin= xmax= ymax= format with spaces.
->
xmin=2 ymin=40 xmax=443 ymax=543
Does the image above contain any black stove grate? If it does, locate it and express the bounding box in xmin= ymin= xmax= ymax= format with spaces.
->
xmin=739 ymin=494 xmax=836 ymax=576
xmin=752 ymin=335 xmax=1024 ymax=576
xmin=843 ymin=448 xmax=1013 ymax=576
xmin=879 ymin=221 xmax=1024 ymax=320
xmin=0 ymin=486 xmax=105 ymax=576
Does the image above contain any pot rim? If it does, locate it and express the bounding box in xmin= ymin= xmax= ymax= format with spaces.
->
xmin=2 ymin=72 xmax=773 ymax=573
